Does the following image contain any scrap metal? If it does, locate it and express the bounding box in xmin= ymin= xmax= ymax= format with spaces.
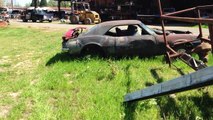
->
xmin=157 ymin=0 xmax=213 ymax=70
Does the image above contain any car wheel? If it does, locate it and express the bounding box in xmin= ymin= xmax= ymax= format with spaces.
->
xmin=23 ymin=19 xmax=28 ymax=22
xmin=49 ymin=20 xmax=52 ymax=22
xmin=32 ymin=19 xmax=36 ymax=22
xmin=81 ymin=45 xmax=104 ymax=58
xmin=70 ymin=15 xmax=79 ymax=24
xmin=84 ymin=18 xmax=92 ymax=24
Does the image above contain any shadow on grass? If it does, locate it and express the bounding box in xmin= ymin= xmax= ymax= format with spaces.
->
xmin=148 ymin=66 xmax=212 ymax=119
xmin=189 ymin=92 xmax=213 ymax=119
xmin=123 ymin=102 xmax=138 ymax=120
xmin=46 ymin=52 xmax=159 ymax=66
xmin=156 ymin=91 xmax=213 ymax=120
xmin=146 ymin=66 xmax=185 ymax=86
xmin=123 ymin=64 xmax=138 ymax=120
xmin=45 ymin=52 xmax=88 ymax=66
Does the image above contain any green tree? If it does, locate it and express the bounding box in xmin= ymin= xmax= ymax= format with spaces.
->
xmin=47 ymin=0 xmax=57 ymax=7
xmin=40 ymin=0 xmax=47 ymax=7
xmin=30 ymin=0 xmax=39 ymax=7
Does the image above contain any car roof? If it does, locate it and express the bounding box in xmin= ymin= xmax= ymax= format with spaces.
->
xmin=99 ymin=20 xmax=142 ymax=27
xmin=82 ymin=20 xmax=142 ymax=36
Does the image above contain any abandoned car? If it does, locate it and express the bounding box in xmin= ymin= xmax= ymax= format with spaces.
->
xmin=21 ymin=8 xmax=53 ymax=22
xmin=62 ymin=20 xmax=204 ymax=57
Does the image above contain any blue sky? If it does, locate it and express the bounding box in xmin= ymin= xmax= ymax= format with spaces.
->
xmin=17 ymin=0 xmax=32 ymax=6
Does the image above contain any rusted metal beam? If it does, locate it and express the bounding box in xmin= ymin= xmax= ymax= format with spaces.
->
xmin=124 ymin=66 xmax=213 ymax=102
xmin=157 ymin=0 xmax=173 ymax=67
xmin=161 ymin=16 xmax=213 ymax=24
xmin=157 ymin=0 xmax=168 ymax=46
xmin=164 ymin=7 xmax=196 ymax=16
xmin=209 ymin=23 xmax=213 ymax=53
xmin=197 ymin=5 xmax=213 ymax=10
xmin=164 ymin=5 xmax=213 ymax=16
xmin=197 ymin=9 xmax=203 ymax=37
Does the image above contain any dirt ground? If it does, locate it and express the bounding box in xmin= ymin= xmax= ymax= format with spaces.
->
xmin=9 ymin=19 xmax=210 ymax=37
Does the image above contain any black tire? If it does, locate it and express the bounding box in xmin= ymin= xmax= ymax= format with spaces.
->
xmin=81 ymin=45 xmax=104 ymax=58
xmin=49 ymin=20 xmax=52 ymax=22
xmin=70 ymin=15 xmax=79 ymax=24
xmin=32 ymin=19 xmax=36 ymax=22
xmin=22 ymin=19 xmax=28 ymax=22
xmin=84 ymin=18 xmax=92 ymax=24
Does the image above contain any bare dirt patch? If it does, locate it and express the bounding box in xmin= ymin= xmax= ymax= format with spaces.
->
xmin=20 ymin=99 xmax=34 ymax=120
xmin=10 ymin=20 xmax=93 ymax=32
xmin=0 ymin=56 xmax=11 ymax=65
xmin=9 ymin=92 xmax=21 ymax=100
xmin=0 ymin=105 xmax=12 ymax=118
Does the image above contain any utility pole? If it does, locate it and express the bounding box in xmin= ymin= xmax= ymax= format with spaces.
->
xmin=11 ymin=0 xmax=13 ymax=10
xmin=35 ymin=0 xmax=38 ymax=8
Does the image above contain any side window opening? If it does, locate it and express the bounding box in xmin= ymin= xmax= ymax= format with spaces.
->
xmin=105 ymin=25 xmax=143 ymax=37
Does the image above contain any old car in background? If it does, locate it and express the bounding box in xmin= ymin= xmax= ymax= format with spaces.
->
xmin=21 ymin=7 xmax=53 ymax=22
xmin=9 ymin=9 xmax=22 ymax=19
xmin=0 ymin=7 xmax=10 ymax=26
xmin=61 ymin=20 xmax=205 ymax=58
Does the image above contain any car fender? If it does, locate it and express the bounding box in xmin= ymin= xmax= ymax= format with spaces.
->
xmin=172 ymin=39 xmax=191 ymax=46
xmin=81 ymin=42 xmax=103 ymax=50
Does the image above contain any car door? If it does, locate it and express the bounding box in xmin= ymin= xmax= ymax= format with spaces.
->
xmin=102 ymin=36 xmax=117 ymax=55
xmin=114 ymin=24 xmax=157 ymax=56
xmin=115 ymin=36 xmax=130 ymax=56
xmin=127 ymin=35 xmax=157 ymax=56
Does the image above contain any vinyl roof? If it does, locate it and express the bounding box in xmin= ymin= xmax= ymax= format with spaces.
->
xmin=99 ymin=20 xmax=142 ymax=27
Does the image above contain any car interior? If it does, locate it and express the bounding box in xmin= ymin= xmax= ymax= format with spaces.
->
xmin=105 ymin=24 xmax=149 ymax=37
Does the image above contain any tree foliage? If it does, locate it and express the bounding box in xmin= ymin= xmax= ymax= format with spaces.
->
xmin=30 ymin=0 xmax=40 ymax=7
xmin=40 ymin=0 xmax=47 ymax=7
xmin=47 ymin=0 xmax=57 ymax=7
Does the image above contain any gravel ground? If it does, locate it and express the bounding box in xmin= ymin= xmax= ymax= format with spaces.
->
xmin=9 ymin=19 xmax=210 ymax=37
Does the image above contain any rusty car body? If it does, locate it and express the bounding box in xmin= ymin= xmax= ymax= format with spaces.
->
xmin=62 ymin=20 xmax=202 ymax=57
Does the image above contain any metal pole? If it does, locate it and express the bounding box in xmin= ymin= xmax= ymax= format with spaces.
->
xmin=11 ymin=0 xmax=13 ymax=11
xmin=209 ymin=14 xmax=213 ymax=53
xmin=161 ymin=15 xmax=213 ymax=24
xmin=58 ymin=0 xmax=61 ymax=19
xmin=34 ymin=0 xmax=38 ymax=8
xmin=157 ymin=0 xmax=168 ymax=46
xmin=157 ymin=0 xmax=172 ymax=66
xmin=197 ymin=9 xmax=203 ymax=37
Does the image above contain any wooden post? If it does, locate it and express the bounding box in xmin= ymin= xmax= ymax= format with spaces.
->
xmin=124 ymin=67 xmax=213 ymax=102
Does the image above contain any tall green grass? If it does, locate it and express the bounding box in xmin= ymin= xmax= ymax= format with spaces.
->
xmin=0 ymin=26 xmax=212 ymax=120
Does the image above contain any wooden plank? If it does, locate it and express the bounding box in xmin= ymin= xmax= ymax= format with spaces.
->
xmin=124 ymin=67 xmax=213 ymax=102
